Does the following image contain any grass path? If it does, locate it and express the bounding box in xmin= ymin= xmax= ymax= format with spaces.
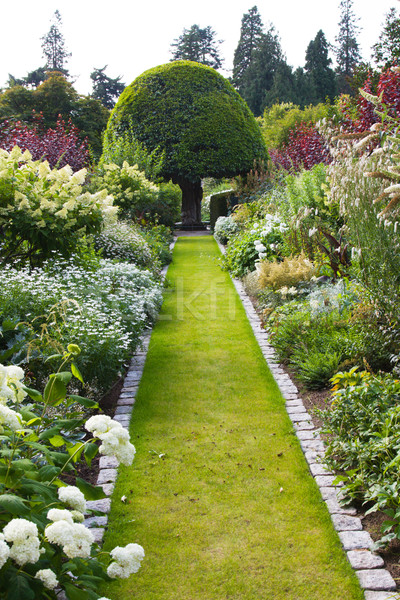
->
xmin=101 ymin=236 xmax=363 ymax=600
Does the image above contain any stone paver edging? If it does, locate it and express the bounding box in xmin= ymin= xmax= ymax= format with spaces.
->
xmin=86 ymin=234 xmax=400 ymax=600
xmin=215 ymin=238 xmax=399 ymax=600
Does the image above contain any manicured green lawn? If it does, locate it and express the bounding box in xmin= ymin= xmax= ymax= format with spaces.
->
xmin=101 ymin=236 xmax=363 ymax=600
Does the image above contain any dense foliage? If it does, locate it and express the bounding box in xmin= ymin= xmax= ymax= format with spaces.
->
xmin=104 ymin=61 xmax=267 ymax=224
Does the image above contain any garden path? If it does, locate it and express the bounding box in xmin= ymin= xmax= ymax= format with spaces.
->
xmin=100 ymin=235 xmax=364 ymax=600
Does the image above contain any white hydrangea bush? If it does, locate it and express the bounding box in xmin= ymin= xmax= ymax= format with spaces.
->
xmin=0 ymin=358 xmax=145 ymax=598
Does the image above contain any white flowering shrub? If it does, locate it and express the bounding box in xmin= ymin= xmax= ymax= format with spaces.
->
xmin=0 ymin=146 xmax=117 ymax=265
xmin=93 ymin=221 xmax=156 ymax=270
xmin=223 ymin=213 xmax=288 ymax=278
xmin=0 ymin=351 xmax=144 ymax=599
xmin=0 ymin=256 xmax=163 ymax=393
xmin=90 ymin=162 xmax=158 ymax=220
xmin=213 ymin=216 xmax=239 ymax=244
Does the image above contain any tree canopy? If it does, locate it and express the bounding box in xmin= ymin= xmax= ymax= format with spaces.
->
xmin=104 ymin=61 xmax=267 ymax=224
xmin=90 ymin=66 xmax=125 ymax=109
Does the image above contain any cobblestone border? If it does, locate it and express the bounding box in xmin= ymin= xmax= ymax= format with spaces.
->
xmin=83 ymin=238 xmax=178 ymax=544
xmin=217 ymin=236 xmax=399 ymax=600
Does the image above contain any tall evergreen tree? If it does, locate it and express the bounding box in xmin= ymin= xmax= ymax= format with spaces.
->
xmin=335 ymin=0 xmax=361 ymax=93
xmin=264 ymin=62 xmax=298 ymax=107
xmin=90 ymin=66 xmax=125 ymax=109
xmin=232 ymin=6 xmax=265 ymax=93
xmin=372 ymin=7 xmax=400 ymax=69
xmin=170 ymin=25 xmax=223 ymax=69
xmin=41 ymin=10 xmax=71 ymax=76
xmin=242 ymin=24 xmax=284 ymax=116
xmin=305 ymin=30 xmax=336 ymax=103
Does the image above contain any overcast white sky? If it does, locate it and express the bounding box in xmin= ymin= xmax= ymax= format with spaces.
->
xmin=1 ymin=0 xmax=398 ymax=95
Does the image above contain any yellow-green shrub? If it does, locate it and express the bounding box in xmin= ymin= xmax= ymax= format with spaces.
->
xmin=257 ymin=252 xmax=315 ymax=290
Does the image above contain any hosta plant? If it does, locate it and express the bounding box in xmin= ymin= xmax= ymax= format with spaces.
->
xmin=0 ymin=347 xmax=145 ymax=600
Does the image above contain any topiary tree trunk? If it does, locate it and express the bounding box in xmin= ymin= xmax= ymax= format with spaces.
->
xmin=177 ymin=177 xmax=203 ymax=225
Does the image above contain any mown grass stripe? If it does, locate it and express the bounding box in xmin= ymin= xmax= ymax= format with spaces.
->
xmin=101 ymin=235 xmax=363 ymax=600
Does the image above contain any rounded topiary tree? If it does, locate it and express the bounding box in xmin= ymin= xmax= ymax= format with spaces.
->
xmin=103 ymin=61 xmax=268 ymax=226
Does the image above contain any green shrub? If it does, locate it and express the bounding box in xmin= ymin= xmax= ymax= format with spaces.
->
xmin=0 ymin=256 xmax=163 ymax=394
xmin=0 ymin=354 xmax=144 ymax=599
xmin=104 ymin=61 xmax=268 ymax=225
xmin=293 ymin=350 xmax=341 ymax=389
xmin=318 ymin=373 xmax=400 ymax=525
xmin=209 ymin=190 xmax=230 ymax=230
xmin=260 ymin=102 xmax=336 ymax=149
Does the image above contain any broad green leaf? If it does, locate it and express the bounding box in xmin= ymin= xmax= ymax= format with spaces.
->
xmin=62 ymin=583 xmax=90 ymax=600
xmin=44 ymin=375 xmax=67 ymax=406
xmin=70 ymin=395 xmax=98 ymax=409
xmin=67 ymin=442 xmax=85 ymax=463
xmin=0 ymin=494 xmax=29 ymax=515
xmin=21 ymin=385 xmax=42 ymax=403
xmin=71 ymin=362 xmax=84 ymax=384
xmin=49 ymin=434 xmax=66 ymax=448
xmin=39 ymin=426 xmax=63 ymax=441
xmin=39 ymin=465 xmax=61 ymax=481
xmin=6 ymin=574 xmax=35 ymax=600
xmin=84 ymin=442 xmax=99 ymax=466
xmin=75 ymin=477 xmax=106 ymax=500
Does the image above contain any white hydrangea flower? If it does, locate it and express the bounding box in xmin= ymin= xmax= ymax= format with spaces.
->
xmin=58 ymin=485 xmax=86 ymax=513
xmin=47 ymin=508 xmax=74 ymax=524
xmin=63 ymin=523 xmax=94 ymax=559
xmin=85 ymin=415 xmax=136 ymax=466
xmin=46 ymin=520 xmax=94 ymax=559
xmin=45 ymin=520 xmax=74 ymax=547
xmin=0 ymin=405 xmax=22 ymax=431
xmin=3 ymin=519 xmax=41 ymax=566
xmin=3 ymin=519 xmax=38 ymax=544
xmin=85 ymin=414 xmax=113 ymax=436
xmin=9 ymin=539 xmax=41 ymax=566
xmin=0 ymin=539 xmax=10 ymax=568
xmin=107 ymin=543 xmax=145 ymax=579
xmin=35 ymin=568 xmax=58 ymax=590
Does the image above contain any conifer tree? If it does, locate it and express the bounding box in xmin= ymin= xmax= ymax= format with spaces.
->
xmin=41 ymin=10 xmax=71 ymax=76
xmin=305 ymin=30 xmax=336 ymax=103
xmin=242 ymin=24 xmax=284 ymax=116
xmin=335 ymin=0 xmax=361 ymax=93
xmin=90 ymin=66 xmax=125 ymax=109
xmin=372 ymin=7 xmax=400 ymax=69
xmin=170 ymin=25 xmax=223 ymax=69
xmin=232 ymin=6 xmax=265 ymax=93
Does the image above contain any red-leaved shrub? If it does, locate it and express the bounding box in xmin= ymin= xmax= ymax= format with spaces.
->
xmin=269 ymin=122 xmax=332 ymax=172
xmin=0 ymin=113 xmax=90 ymax=171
